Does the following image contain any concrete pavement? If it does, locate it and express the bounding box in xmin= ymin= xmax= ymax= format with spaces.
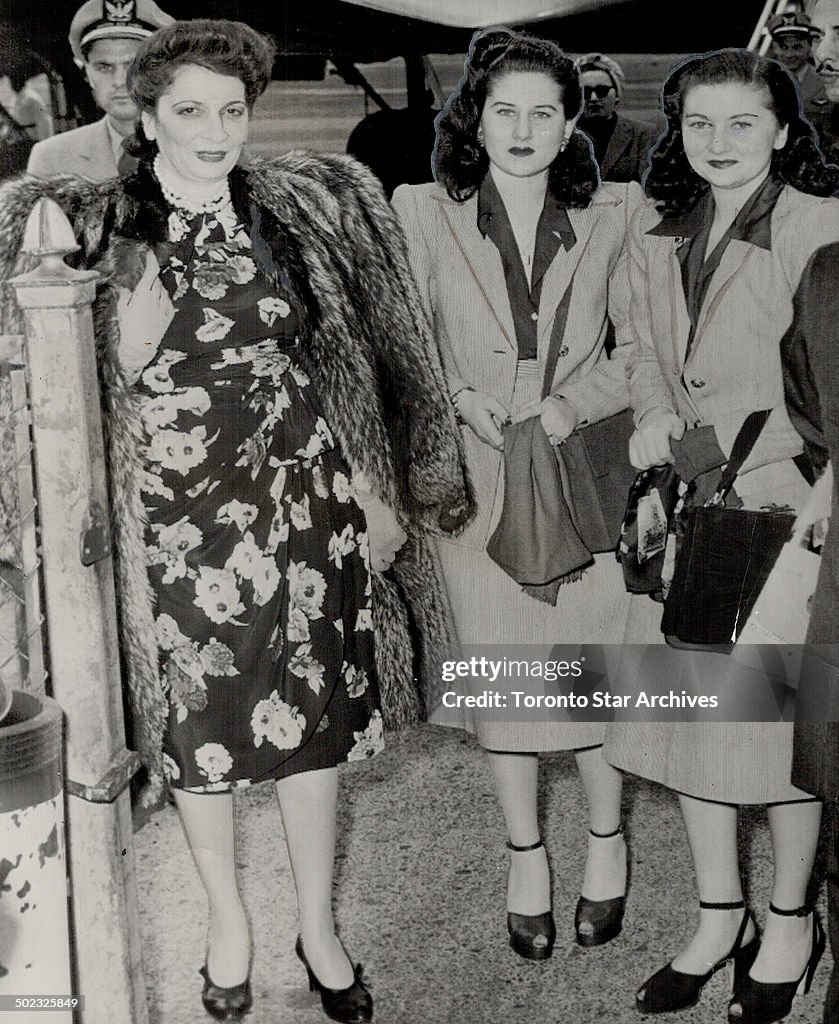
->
xmin=135 ymin=724 xmax=830 ymax=1024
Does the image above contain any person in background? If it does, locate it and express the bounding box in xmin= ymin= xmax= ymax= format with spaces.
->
xmin=27 ymin=0 xmax=172 ymax=179
xmin=0 ymin=71 xmax=53 ymax=142
xmin=767 ymin=11 xmax=831 ymax=123
xmin=810 ymin=0 xmax=839 ymax=162
xmin=574 ymin=52 xmax=659 ymax=183
xmin=781 ymin=243 xmax=839 ymax=1024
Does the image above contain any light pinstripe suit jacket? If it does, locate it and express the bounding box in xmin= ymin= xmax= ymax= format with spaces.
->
xmin=392 ymin=179 xmax=642 ymax=548
xmin=27 ymin=117 xmax=119 ymax=181
xmin=626 ymin=185 xmax=839 ymax=508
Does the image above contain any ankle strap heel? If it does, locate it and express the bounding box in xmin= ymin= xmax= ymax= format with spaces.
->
xmin=767 ymin=902 xmax=812 ymax=917
xmin=506 ymin=838 xmax=544 ymax=853
xmin=505 ymin=838 xmax=554 ymax=961
xmin=637 ymin=901 xmax=758 ymax=1015
xmin=589 ymin=824 xmax=623 ymax=840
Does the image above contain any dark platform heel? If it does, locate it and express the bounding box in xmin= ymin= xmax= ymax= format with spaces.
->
xmin=506 ymin=838 xmax=556 ymax=961
xmin=575 ymin=825 xmax=627 ymax=948
xmin=199 ymin=964 xmax=252 ymax=1021
xmin=727 ymin=904 xmax=825 ymax=1024
xmin=295 ymin=935 xmax=373 ymax=1024
xmin=636 ymin=900 xmax=759 ymax=1015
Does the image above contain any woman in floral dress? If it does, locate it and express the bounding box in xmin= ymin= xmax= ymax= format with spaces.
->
xmin=142 ymin=182 xmax=383 ymax=792
xmin=36 ymin=17 xmax=473 ymax=1023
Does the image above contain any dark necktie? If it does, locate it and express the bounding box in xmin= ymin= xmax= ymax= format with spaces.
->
xmin=117 ymin=138 xmax=139 ymax=177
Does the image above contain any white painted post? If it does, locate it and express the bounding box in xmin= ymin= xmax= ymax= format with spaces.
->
xmin=8 ymin=198 xmax=148 ymax=1024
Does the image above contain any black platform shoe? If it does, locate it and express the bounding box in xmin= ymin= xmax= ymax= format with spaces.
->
xmin=575 ymin=825 xmax=627 ymax=948
xmin=506 ymin=838 xmax=556 ymax=961
xmin=727 ymin=904 xmax=825 ymax=1024
xmin=199 ymin=964 xmax=252 ymax=1021
xmin=637 ymin=900 xmax=759 ymax=1014
xmin=296 ymin=935 xmax=373 ymax=1024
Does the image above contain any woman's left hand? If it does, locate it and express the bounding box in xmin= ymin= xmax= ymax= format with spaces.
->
xmin=511 ymin=396 xmax=579 ymax=444
xmin=357 ymin=492 xmax=408 ymax=572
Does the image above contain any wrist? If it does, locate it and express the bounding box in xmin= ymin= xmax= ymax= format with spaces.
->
xmin=550 ymin=394 xmax=581 ymax=430
xmin=451 ymin=385 xmax=475 ymax=425
xmin=637 ymin=405 xmax=676 ymax=429
xmin=350 ymin=471 xmax=376 ymax=505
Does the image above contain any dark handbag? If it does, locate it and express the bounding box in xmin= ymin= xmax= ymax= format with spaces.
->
xmin=539 ymin=277 xmax=636 ymax=554
xmin=558 ymin=409 xmax=637 ymax=553
xmin=660 ymin=410 xmax=795 ymax=651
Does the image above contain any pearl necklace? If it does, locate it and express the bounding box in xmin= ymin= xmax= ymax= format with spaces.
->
xmin=154 ymin=155 xmax=231 ymax=215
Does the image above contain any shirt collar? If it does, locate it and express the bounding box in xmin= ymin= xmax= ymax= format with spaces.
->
xmin=105 ymin=117 xmax=130 ymax=165
xmin=477 ymin=173 xmax=576 ymax=250
xmin=648 ymin=173 xmax=784 ymax=251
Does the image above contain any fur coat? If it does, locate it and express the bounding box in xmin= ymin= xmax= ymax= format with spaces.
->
xmin=0 ymin=153 xmax=474 ymax=799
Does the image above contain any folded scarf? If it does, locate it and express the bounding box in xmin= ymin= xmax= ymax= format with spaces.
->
xmin=487 ymin=417 xmax=591 ymax=604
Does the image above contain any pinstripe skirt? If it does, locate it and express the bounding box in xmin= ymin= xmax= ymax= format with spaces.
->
xmin=432 ymin=360 xmax=631 ymax=752
xmin=604 ymin=590 xmax=813 ymax=804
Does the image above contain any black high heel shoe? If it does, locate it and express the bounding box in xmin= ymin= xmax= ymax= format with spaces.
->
xmin=295 ymin=935 xmax=373 ymax=1024
xmin=727 ymin=904 xmax=825 ymax=1024
xmin=199 ymin=964 xmax=252 ymax=1021
xmin=506 ymin=839 xmax=556 ymax=961
xmin=575 ymin=825 xmax=627 ymax=948
xmin=636 ymin=900 xmax=759 ymax=1015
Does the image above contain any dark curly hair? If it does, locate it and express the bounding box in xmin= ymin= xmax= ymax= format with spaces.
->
xmin=646 ymin=48 xmax=839 ymax=215
xmin=128 ymin=19 xmax=275 ymax=114
xmin=433 ymin=27 xmax=599 ymax=206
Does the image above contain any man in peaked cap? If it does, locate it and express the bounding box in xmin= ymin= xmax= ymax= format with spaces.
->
xmin=27 ymin=0 xmax=173 ymax=179
xmin=767 ymin=9 xmax=830 ymax=121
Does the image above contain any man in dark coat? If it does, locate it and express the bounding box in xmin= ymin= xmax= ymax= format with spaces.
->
xmin=782 ymin=241 xmax=839 ymax=1024
xmin=574 ymin=52 xmax=659 ymax=184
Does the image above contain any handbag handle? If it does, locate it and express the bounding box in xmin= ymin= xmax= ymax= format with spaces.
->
xmin=709 ymin=409 xmax=772 ymax=504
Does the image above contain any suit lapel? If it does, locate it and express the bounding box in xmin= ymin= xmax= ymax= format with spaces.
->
xmin=536 ymin=204 xmax=597 ymax=357
xmin=88 ymin=118 xmax=118 ymax=175
xmin=439 ymin=197 xmax=517 ymax=351
xmin=688 ymin=241 xmax=754 ymax=361
xmin=665 ymin=240 xmax=692 ymax=371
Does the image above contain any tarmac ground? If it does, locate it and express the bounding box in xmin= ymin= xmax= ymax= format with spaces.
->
xmin=135 ymin=724 xmax=831 ymax=1024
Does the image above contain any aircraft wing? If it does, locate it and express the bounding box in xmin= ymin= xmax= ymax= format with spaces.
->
xmin=337 ymin=0 xmax=629 ymax=28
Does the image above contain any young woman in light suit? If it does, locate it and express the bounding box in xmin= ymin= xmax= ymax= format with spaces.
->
xmin=393 ymin=29 xmax=643 ymax=960
xmin=604 ymin=50 xmax=839 ymax=1023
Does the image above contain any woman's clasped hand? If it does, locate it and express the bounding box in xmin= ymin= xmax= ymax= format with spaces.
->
xmin=114 ymin=251 xmax=175 ymax=384
xmin=628 ymin=407 xmax=686 ymax=468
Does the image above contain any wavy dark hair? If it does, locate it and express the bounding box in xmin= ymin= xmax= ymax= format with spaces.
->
xmin=125 ymin=19 xmax=276 ymax=157
xmin=433 ymin=27 xmax=599 ymax=206
xmin=646 ymin=48 xmax=839 ymax=215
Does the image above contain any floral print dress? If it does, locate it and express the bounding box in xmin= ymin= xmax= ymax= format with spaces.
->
xmin=135 ymin=197 xmax=384 ymax=791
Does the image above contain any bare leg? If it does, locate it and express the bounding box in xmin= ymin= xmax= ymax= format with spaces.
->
xmin=276 ymin=767 xmax=354 ymax=989
xmin=747 ymin=799 xmax=822 ymax=983
xmin=576 ymin=745 xmax=626 ymax=902
xmin=486 ymin=751 xmax=550 ymax=916
xmin=670 ymin=795 xmax=757 ymax=974
xmin=173 ymin=789 xmax=250 ymax=987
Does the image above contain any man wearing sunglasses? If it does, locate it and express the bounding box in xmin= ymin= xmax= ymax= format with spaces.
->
xmin=575 ymin=52 xmax=658 ymax=183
